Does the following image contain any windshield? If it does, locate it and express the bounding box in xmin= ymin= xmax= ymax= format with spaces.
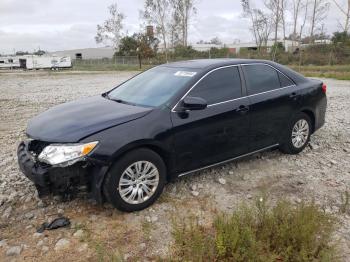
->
xmin=108 ymin=66 xmax=199 ymax=107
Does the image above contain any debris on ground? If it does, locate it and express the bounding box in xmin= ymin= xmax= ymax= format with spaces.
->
xmin=36 ymin=217 xmax=71 ymax=233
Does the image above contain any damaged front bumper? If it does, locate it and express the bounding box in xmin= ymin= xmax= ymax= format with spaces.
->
xmin=17 ymin=140 xmax=108 ymax=202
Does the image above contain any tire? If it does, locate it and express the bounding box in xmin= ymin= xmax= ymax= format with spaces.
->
xmin=103 ymin=148 xmax=166 ymax=212
xmin=279 ymin=112 xmax=312 ymax=155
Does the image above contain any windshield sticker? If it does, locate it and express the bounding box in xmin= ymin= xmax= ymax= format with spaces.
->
xmin=174 ymin=71 xmax=197 ymax=77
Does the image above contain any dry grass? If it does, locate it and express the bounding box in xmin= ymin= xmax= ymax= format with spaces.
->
xmin=290 ymin=65 xmax=350 ymax=80
xmin=171 ymin=198 xmax=339 ymax=262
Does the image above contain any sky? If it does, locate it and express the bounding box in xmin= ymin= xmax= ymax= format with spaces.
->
xmin=0 ymin=0 xmax=345 ymax=54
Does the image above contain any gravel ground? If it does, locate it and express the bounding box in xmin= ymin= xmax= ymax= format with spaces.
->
xmin=0 ymin=71 xmax=349 ymax=261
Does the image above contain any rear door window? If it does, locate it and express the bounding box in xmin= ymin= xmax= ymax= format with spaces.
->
xmin=188 ymin=67 xmax=242 ymax=105
xmin=242 ymin=64 xmax=281 ymax=95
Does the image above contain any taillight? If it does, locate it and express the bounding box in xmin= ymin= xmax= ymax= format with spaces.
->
xmin=322 ymin=84 xmax=327 ymax=93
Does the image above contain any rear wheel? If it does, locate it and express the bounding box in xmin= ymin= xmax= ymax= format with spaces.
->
xmin=280 ymin=112 xmax=311 ymax=154
xmin=103 ymin=148 xmax=166 ymax=212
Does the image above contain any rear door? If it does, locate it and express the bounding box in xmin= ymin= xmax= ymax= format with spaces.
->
xmin=241 ymin=64 xmax=297 ymax=150
xmin=171 ymin=66 xmax=250 ymax=173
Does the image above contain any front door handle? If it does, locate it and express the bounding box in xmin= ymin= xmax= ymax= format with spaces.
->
xmin=236 ymin=105 xmax=249 ymax=114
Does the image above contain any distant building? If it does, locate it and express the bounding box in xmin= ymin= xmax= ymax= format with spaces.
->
xmin=192 ymin=40 xmax=298 ymax=54
xmin=158 ymin=40 xmax=301 ymax=54
xmin=50 ymin=47 xmax=115 ymax=60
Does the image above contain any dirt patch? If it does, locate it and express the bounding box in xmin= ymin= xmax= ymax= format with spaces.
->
xmin=0 ymin=71 xmax=349 ymax=261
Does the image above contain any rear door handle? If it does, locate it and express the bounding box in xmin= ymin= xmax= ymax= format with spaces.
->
xmin=236 ymin=105 xmax=249 ymax=113
xmin=289 ymin=92 xmax=298 ymax=98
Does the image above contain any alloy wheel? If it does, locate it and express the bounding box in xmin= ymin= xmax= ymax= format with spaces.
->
xmin=118 ymin=161 xmax=159 ymax=204
xmin=291 ymin=119 xmax=310 ymax=148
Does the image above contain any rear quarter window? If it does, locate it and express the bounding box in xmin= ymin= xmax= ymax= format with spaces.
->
xmin=278 ymin=72 xmax=295 ymax=87
xmin=243 ymin=64 xmax=281 ymax=95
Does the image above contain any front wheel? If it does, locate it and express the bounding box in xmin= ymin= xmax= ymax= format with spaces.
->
xmin=103 ymin=148 xmax=166 ymax=212
xmin=279 ymin=112 xmax=312 ymax=154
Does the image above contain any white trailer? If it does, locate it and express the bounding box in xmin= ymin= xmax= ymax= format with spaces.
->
xmin=0 ymin=57 xmax=20 ymax=69
xmin=24 ymin=55 xmax=71 ymax=70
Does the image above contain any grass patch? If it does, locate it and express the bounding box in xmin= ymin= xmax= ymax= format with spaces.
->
xmin=94 ymin=241 xmax=123 ymax=262
xmin=171 ymin=199 xmax=338 ymax=261
xmin=141 ymin=220 xmax=153 ymax=240
xmin=290 ymin=65 xmax=350 ymax=80
xmin=339 ymin=191 xmax=350 ymax=214
xmin=72 ymin=63 xmax=152 ymax=72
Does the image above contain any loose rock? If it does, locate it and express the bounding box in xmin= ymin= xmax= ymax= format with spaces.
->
xmin=2 ymin=206 xmax=13 ymax=219
xmin=151 ymin=215 xmax=158 ymax=223
xmin=73 ymin=229 xmax=84 ymax=238
xmin=190 ymin=184 xmax=197 ymax=191
xmin=33 ymin=232 xmax=43 ymax=238
xmin=54 ymin=238 xmax=70 ymax=251
xmin=0 ymin=239 xmax=7 ymax=248
xmin=6 ymin=246 xmax=22 ymax=256
xmin=78 ymin=243 xmax=88 ymax=252
xmin=191 ymin=191 xmax=199 ymax=197
xmin=218 ymin=178 xmax=226 ymax=185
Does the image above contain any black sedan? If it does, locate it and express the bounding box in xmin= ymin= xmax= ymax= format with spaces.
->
xmin=17 ymin=59 xmax=327 ymax=211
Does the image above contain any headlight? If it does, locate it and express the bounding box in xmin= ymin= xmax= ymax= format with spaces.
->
xmin=38 ymin=141 xmax=98 ymax=166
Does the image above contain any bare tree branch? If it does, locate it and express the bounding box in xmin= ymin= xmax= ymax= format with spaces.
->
xmin=265 ymin=0 xmax=282 ymax=44
xmin=143 ymin=0 xmax=171 ymax=61
xmin=332 ymin=0 xmax=350 ymax=32
xmin=170 ymin=0 xmax=197 ymax=47
xmin=241 ymin=0 xmax=272 ymax=52
xmin=95 ymin=3 xmax=125 ymax=50
xmin=309 ymin=0 xmax=330 ymax=42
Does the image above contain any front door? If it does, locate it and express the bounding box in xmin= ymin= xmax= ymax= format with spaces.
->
xmin=171 ymin=66 xmax=250 ymax=173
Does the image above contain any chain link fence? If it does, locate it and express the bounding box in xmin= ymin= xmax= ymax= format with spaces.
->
xmin=3 ymin=45 xmax=344 ymax=80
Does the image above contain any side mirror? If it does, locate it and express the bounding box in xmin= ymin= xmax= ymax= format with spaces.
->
xmin=181 ymin=96 xmax=207 ymax=111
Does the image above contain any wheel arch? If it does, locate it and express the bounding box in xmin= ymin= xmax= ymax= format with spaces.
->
xmin=300 ymin=108 xmax=316 ymax=133
xmin=108 ymin=140 xmax=174 ymax=182
xmin=91 ymin=140 xmax=174 ymax=204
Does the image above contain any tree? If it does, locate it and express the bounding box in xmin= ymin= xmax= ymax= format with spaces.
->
xmin=299 ymin=0 xmax=309 ymax=41
xmin=170 ymin=0 xmax=197 ymax=47
xmin=291 ymin=0 xmax=303 ymax=43
xmin=117 ymin=33 xmax=159 ymax=59
xmin=143 ymin=0 xmax=172 ymax=61
xmin=289 ymin=0 xmax=314 ymax=45
xmin=15 ymin=51 xmax=29 ymax=56
xmin=332 ymin=31 xmax=350 ymax=43
xmin=136 ymin=33 xmax=160 ymax=59
xmin=169 ymin=18 xmax=181 ymax=48
xmin=210 ymin=37 xmax=223 ymax=45
xmin=264 ymin=0 xmax=282 ymax=45
xmin=117 ymin=36 xmax=139 ymax=56
xmin=280 ymin=0 xmax=288 ymax=42
xmin=241 ymin=0 xmax=272 ymax=52
xmin=95 ymin=3 xmax=125 ymax=50
xmin=309 ymin=0 xmax=330 ymax=43
xmin=34 ymin=49 xmax=46 ymax=56
xmin=332 ymin=0 xmax=350 ymax=32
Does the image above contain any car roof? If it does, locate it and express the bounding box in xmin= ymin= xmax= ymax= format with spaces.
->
xmin=162 ymin=58 xmax=273 ymax=69
xmin=161 ymin=59 xmax=308 ymax=84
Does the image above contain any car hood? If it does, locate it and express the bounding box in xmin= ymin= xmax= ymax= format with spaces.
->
xmin=26 ymin=95 xmax=152 ymax=143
